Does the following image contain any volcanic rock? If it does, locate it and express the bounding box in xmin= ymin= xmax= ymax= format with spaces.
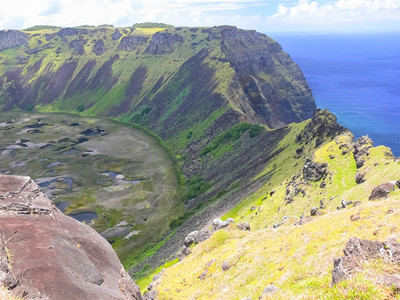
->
xmin=184 ymin=230 xmax=211 ymax=247
xmin=0 ymin=30 xmax=27 ymax=51
xmin=237 ymin=222 xmax=251 ymax=231
xmin=332 ymin=237 xmax=400 ymax=285
xmin=303 ymin=157 xmax=327 ymax=182
xmin=92 ymin=39 xmax=107 ymax=55
xmin=0 ymin=175 xmax=142 ymax=300
xmin=369 ymin=182 xmax=395 ymax=200
xmin=212 ymin=217 xmax=235 ymax=231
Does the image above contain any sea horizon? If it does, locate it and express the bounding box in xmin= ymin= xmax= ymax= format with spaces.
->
xmin=271 ymin=32 xmax=400 ymax=156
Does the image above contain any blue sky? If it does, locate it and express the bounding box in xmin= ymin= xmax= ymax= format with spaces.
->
xmin=1 ymin=0 xmax=400 ymax=33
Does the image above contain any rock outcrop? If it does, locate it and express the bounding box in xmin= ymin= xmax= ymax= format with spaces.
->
xmin=0 ymin=175 xmax=142 ymax=300
xmin=93 ymin=39 xmax=107 ymax=55
xmin=353 ymin=135 xmax=373 ymax=169
xmin=303 ymin=157 xmax=328 ymax=182
xmin=179 ymin=230 xmax=211 ymax=261
xmin=212 ymin=218 xmax=235 ymax=231
xmin=118 ymin=35 xmax=148 ymax=51
xmin=369 ymin=182 xmax=396 ymax=200
xmin=144 ymin=32 xmax=183 ymax=55
xmin=332 ymin=237 xmax=400 ymax=286
xmin=0 ymin=30 xmax=27 ymax=51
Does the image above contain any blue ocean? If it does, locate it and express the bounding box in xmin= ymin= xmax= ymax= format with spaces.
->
xmin=271 ymin=33 xmax=400 ymax=156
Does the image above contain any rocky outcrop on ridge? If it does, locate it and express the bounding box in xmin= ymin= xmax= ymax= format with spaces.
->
xmin=303 ymin=157 xmax=328 ymax=182
xmin=0 ymin=175 xmax=142 ymax=300
xmin=0 ymin=30 xmax=27 ymax=51
xmin=353 ymin=135 xmax=373 ymax=169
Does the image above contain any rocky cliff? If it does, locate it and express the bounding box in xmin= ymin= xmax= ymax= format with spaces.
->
xmin=0 ymin=174 xmax=142 ymax=300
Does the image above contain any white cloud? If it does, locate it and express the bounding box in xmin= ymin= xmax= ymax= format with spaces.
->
xmin=268 ymin=0 xmax=400 ymax=24
xmin=0 ymin=0 xmax=399 ymax=32
xmin=0 ymin=0 xmax=266 ymax=29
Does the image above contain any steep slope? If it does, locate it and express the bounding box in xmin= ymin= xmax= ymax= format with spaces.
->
xmin=0 ymin=26 xmax=315 ymax=206
xmin=147 ymin=132 xmax=400 ymax=299
xmin=0 ymin=25 xmax=320 ymax=277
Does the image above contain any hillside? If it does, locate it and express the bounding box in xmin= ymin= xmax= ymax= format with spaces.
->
xmin=2 ymin=24 xmax=396 ymax=299
xmin=0 ymin=25 xmax=321 ymax=276
xmin=147 ymin=134 xmax=400 ymax=299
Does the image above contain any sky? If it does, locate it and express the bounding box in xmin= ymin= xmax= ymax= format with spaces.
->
xmin=1 ymin=0 xmax=400 ymax=33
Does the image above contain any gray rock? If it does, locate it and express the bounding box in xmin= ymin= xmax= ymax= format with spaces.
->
xmin=118 ymin=35 xmax=148 ymax=51
xmin=92 ymin=39 xmax=107 ymax=55
xmin=221 ymin=261 xmax=230 ymax=271
xmin=303 ymin=157 xmax=328 ymax=182
xmin=355 ymin=172 xmax=366 ymax=184
xmin=260 ymin=285 xmax=279 ymax=298
xmin=369 ymin=182 xmax=396 ymax=200
xmin=212 ymin=218 xmax=234 ymax=231
xmin=69 ymin=39 xmax=85 ymax=55
xmin=337 ymin=199 xmax=353 ymax=210
xmin=198 ymin=269 xmax=208 ymax=280
xmin=310 ymin=207 xmax=319 ymax=216
xmin=178 ymin=246 xmax=191 ymax=261
xmin=143 ymin=290 xmax=158 ymax=300
xmin=353 ymin=136 xmax=373 ymax=169
xmin=111 ymin=29 xmax=122 ymax=40
xmin=0 ymin=30 xmax=27 ymax=51
xmin=320 ymin=200 xmax=325 ymax=209
xmin=237 ymin=222 xmax=250 ymax=231
xmin=184 ymin=230 xmax=211 ymax=247
xmin=145 ymin=32 xmax=183 ymax=55
xmin=148 ymin=269 xmax=163 ymax=291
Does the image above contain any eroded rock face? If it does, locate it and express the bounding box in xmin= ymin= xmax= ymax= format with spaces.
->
xmin=93 ymin=39 xmax=107 ymax=55
xmin=0 ymin=175 xmax=142 ymax=300
xmin=145 ymin=32 xmax=183 ymax=55
xmin=118 ymin=35 xmax=148 ymax=51
xmin=69 ymin=39 xmax=85 ymax=55
xmin=0 ymin=30 xmax=27 ymax=51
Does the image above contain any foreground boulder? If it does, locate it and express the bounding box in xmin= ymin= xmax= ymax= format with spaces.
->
xmin=0 ymin=175 xmax=142 ymax=300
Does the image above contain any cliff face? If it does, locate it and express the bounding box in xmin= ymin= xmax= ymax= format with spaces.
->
xmin=0 ymin=175 xmax=142 ymax=300
xmin=0 ymin=24 xmax=316 ymax=220
xmin=0 ymin=25 xmax=314 ymax=131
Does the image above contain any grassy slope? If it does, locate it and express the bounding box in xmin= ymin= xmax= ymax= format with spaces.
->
xmin=151 ymin=133 xmax=400 ymax=299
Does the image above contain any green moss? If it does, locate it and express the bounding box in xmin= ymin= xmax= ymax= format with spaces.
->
xmin=184 ymin=175 xmax=212 ymax=202
xmin=201 ymin=123 xmax=264 ymax=158
xmin=159 ymin=86 xmax=190 ymax=122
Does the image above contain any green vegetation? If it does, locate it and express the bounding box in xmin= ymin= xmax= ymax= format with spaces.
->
xmin=23 ymin=25 xmax=61 ymax=31
xmin=151 ymin=131 xmax=400 ymax=299
xmin=184 ymin=175 xmax=212 ymax=202
xmin=201 ymin=123 xmax=264 ymax=158
xmin=0 ymin=112 xmax=183 ymax=277
xmin=133 ymin=22 xmax=174 ymax=29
